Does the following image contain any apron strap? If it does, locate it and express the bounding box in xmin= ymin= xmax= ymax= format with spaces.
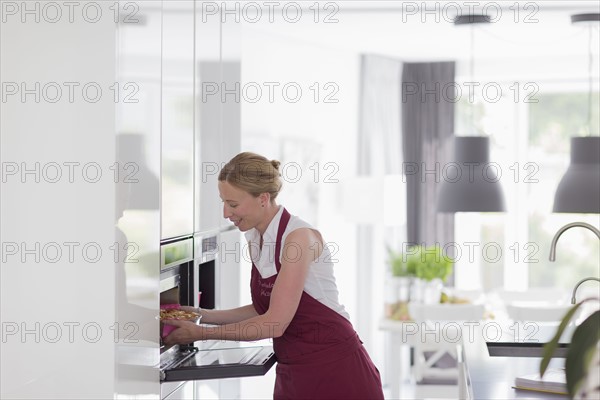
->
xmin=274 ymin=208 xmax=291 ymax=272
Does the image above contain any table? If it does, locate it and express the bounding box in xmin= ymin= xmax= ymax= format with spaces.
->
xmin=378 ymin=319 xmax=419 ymax=399
xmin=380 ymin=317 xmax=570 ymax=399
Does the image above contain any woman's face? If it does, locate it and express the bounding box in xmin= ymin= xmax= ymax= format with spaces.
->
xmin=218 ymin=180 xmax=264 ymax=232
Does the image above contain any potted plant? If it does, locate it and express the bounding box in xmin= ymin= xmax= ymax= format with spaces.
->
xmin=541 ymin=298 xmax=600 ymax=399
xmin=385 ymin=247 xmax=418 ymax=320
xmin=412 ymin=246 xmax=453 ymax=304
xmin=413 ymin=245 xmax=453 ymax=282
xmin=386 ymin=246 xmax=454 ymax=310
xmin=388 ymin=246 xmax=419 ymax=278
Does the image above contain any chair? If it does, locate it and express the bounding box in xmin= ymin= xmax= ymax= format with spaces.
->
xmin=408 ymin=303 xmax=485 ymax=384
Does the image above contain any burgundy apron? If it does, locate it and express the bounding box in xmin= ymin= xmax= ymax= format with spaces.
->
xmin=251 ymin=208 xmax=384 ymax=400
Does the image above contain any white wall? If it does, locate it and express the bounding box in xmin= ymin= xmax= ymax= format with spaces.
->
xmin=240 ymin=25 xmax=361 ymax=320
xmin=236 ymin=22 xmax=400 ymax=389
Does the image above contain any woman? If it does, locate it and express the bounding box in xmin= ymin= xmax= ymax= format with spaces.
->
xmin=165 ymin=152 xmax=384 ymax=400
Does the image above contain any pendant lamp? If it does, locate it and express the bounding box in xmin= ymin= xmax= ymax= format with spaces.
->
xmin=437 ymin=136 xmax=505 ymax=212
xmin=553 ymin=14 xmax=600 ymax=213
xmin=437 ymin=14 xmax=506 ymax=213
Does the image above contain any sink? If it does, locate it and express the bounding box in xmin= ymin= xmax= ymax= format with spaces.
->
xmin=506 ymin=302 xmax=573 ymax=322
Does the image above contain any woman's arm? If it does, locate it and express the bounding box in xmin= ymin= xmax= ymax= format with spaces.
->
xmin=164 ymin=228 xmax=324 ymax=344
xmin=187 ymin=239 xmax=259 ymax=325
xmin=199 ymin=304 xmax=258 ymax=325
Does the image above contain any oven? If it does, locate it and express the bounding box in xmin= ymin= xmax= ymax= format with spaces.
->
xmin=158 ymin=234 xmax=276 ymax=396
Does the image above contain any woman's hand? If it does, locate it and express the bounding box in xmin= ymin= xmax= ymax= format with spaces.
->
xmin=163 ymin=320 xmax=203 ymax=345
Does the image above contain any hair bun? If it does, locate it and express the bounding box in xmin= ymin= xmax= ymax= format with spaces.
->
xmin=271 ymin=160 xmax=281 ymax=170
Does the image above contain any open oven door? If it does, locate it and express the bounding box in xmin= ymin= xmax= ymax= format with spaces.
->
xmin=160 ymin=344 xmax=276 ymax=382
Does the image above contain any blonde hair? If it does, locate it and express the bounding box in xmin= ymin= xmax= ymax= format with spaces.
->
xmin=219 ymin=152 xmax=282 ymax=202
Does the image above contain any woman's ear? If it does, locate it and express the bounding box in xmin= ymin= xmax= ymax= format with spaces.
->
xmin=259 ymin=192 xmax=270 ymax=207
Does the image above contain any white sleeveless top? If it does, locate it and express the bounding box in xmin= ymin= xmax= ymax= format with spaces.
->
xmin=244 ymin=206 xmax=350 ymax=320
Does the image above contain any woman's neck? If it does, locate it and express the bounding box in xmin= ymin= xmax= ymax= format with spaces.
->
xmin=256 ymin=203 xmax=280 ymax=237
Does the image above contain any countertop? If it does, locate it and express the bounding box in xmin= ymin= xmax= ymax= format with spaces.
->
xmin=463 ymin=324 xmax=568 ymax=399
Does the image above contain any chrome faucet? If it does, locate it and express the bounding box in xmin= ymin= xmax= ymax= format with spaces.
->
xmin=570 ymin=277 xmax=600 ymax=304
xmin=548 ymin=222 xmax=600 ymax=304
xmin=548 ymin=222 xmax=600 ymax=261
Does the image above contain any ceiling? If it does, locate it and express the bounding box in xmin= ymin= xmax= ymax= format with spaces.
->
xmin=242 ymin=1 xmax=600 ymax=82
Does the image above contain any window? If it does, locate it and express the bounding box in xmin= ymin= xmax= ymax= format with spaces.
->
xmin=453 ymin=81 xmax=600 ymax=292
xmin=528 ymin=91 xmax=600 ymax=289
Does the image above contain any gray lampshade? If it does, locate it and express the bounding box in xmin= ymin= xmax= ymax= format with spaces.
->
xmin=437 ymin=137 xmax=506 ymax=212
xmin=553 ymin=137 xmax=600 ymax=213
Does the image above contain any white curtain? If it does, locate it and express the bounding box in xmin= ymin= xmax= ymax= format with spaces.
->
xmin=358 ymin=55 xmax=404 ymax=175
xmin=356 ymin=54 xmax=404 ymax=370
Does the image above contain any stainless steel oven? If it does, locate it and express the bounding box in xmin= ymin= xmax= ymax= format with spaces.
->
xmin=158 ymin=235 xmax=276 ymax=390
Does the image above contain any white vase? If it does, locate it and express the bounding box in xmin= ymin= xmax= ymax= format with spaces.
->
xmin=384 ymin=276 xmax=413 ymax=320
xmin=410 ymin=278 xmax=443 ymax=304
xmin=410 ymin=278 xmax=424 ymax=303
xmin=422 ymin=278 xmax=443 ymax=304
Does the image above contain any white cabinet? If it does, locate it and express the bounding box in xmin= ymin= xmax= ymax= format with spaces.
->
xmin=196 ymin=61 xmax=227 ymax=233
xmin=194 ymin=1 xmax=221 ymax=235
xmin=217 ymin=18 xmax=242 ymax=230
xmin=1 ymin=1 xmax=243 ymax=398
xmin=162 ymin=0 xmax=195 ymax=240
xmin=195 ymin=4 xmax=241 ymax=234
xmin=1 ymin=1 xmax=160 ymax=398
xmin=214 ymin=228 xmax=243 ymax=398
xmin=216 ymin=228 xmax=242 ymax=310
xmin=115 ymin=1 xmax=162 ymax=397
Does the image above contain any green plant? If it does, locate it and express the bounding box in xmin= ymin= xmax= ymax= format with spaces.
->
xmin=414 ymin=246 xmax=453 ymax=282
xmin=387 ymin=246 xmax=453 ymax=281
xmin=387 ymin=247 xmax=417 ymax=277
xmin=541 ymin=298 xmax=600 ymax=398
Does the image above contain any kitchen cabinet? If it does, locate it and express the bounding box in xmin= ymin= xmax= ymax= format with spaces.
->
xmin=162 ymin=0 xmax=243 ymax=238
xmin=216 ymin=228 xmax=241 ymax=310
xmin=195 ymin=60 xmax=223 ymax=234
xmin=115 ymin=1 xmax=162 ymax=398
xmin=195 ymin=6 xmax=241 ymax=234
xmin=1 ymin=1 xmax=161 ymax=398
xmin=218 ymin=18 xmax=242 ymax=230
xmin=213 ymin=227 xmax=243 ymax=398
xmin=162 ymin=0 xmax=195 ymax=240
xmin=194 ymin=2 xmax=220 ymax=235
xmin=3 ymin=1 xmax=246 ymax=398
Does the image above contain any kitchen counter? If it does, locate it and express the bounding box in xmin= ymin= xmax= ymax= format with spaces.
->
xmin=462 ymin=324 xmax=568 ymax=399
